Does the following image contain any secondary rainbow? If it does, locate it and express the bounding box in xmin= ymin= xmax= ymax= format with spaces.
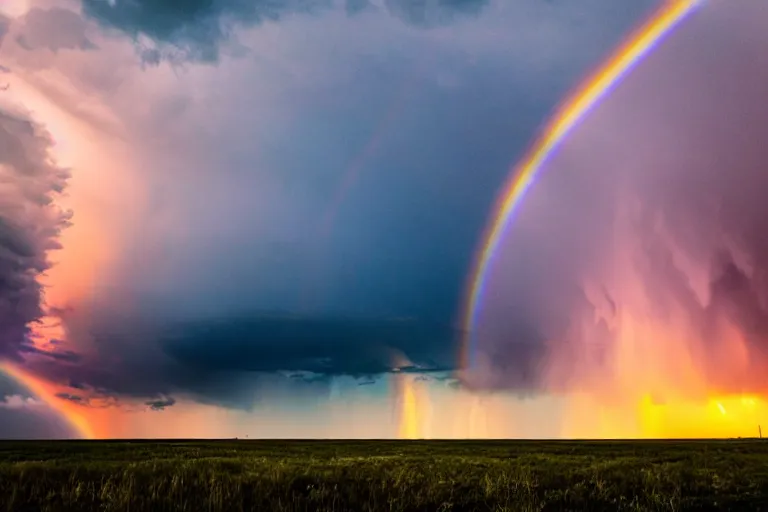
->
xmin=460 ymin=0 xmax=703 ymax=368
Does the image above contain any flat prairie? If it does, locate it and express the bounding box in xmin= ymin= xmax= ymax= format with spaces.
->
xmin=1 ymin=439 xmax=767 ymax=511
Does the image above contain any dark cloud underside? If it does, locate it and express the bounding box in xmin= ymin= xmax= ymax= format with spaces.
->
xmin=27 ymin=315 xmax=459 ymax=407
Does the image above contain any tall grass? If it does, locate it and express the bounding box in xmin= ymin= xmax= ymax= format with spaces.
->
xmin=1 ymin=440 xmax=767 ymax=511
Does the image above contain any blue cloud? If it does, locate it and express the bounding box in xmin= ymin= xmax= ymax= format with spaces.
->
xmin=82 ymin=0 xmax=490 ymax=63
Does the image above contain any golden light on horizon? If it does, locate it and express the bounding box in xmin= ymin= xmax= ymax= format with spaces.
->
xmin=638 ymin=394 xmax=767 ymax=439
xmin=395 ymin=374 xmax=431 ymax=439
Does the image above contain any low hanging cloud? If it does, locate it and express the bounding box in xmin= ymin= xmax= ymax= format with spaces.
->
xmin=27 ymin=314 xmax=460 ymax=407
xmin=145 ymin=396 xmax=176 ymax=411
xmin=465 ymin=0 xmax=768 ymax=400
xmin=54 ymin=392 xmax=89 ymax=406
xmin=0 ymin=106 xmax=71 ymax=361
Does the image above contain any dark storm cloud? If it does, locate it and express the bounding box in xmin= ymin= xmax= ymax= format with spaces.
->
xmin=145 ymin=396 xmax=176 ymax=410
xmin=27 ymin=315 xmax=459 ymax=406
xmin=54 ymin=392 xmax=88 ymax=406
xmin=7 ymin=0 xmax=660 ymax=409
xmin=0 ymin=109 xmax=71 ymax=361
xmin=81 ymin=0 xmax=489 ymax=62
xmin=20 ymin=343 xmax=82 ymax=363
xmin=54 ymin=391 xmax=120 ymax=409
xmin=466 ymin=1 xmax=768 ymax=395
xmin=160 ymin=316 xmax=457 ymax=374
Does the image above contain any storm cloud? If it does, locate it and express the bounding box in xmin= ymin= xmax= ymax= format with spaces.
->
xmin=466 ymin=1 xmax=768 ymax=400
xmin=145 ymin=396 xmax=176 ymax=411
xmin=1 ymin=0 xmax=666 ymax=415
xmin=0 ymin=107 xmax=70 ymax=361
xmin=27 ymin=314 xmax=459 ymax=407
xmin=82 ymin=0 xmax=490 ymax=63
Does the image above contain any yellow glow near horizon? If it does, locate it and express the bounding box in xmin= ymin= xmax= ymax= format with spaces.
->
xmin=637 ymin=394 xmax=767 ymax=439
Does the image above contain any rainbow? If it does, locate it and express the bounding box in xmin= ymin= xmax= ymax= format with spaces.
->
xmin=0 ymin=361 xmax=94 ymax=439
xmin=460 ymin=0 xmax=703 ymax=368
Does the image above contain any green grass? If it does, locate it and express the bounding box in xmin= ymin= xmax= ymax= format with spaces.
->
xmin=1 ymin=439 xmax=767 ymax=511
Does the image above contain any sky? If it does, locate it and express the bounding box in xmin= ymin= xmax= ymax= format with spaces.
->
xmin=0 ymin=0 xmax=767 ymax=439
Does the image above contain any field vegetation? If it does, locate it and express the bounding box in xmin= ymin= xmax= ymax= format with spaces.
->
xmin=1 ymin=439 xmax=767 ymax=511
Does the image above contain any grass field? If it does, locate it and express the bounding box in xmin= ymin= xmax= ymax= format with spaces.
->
xmin=1 ymin=439 xmax=767 ymax=511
